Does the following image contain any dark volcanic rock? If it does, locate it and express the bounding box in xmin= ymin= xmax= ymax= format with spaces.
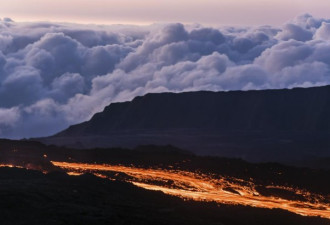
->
xmin=38 ymin=86 xmax=330 ymax=166
xmin=0 ymin=167 xmax=329 ymax=225
xmin=59 ymin=86 xmax=330 ymax=134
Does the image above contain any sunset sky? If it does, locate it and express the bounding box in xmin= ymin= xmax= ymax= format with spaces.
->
xmin=0 ymin=0 xmax=330 ymax=25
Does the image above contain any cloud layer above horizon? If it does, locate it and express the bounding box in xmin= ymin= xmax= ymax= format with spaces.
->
xmin=1 ymin=14 xmax=330 ymax=138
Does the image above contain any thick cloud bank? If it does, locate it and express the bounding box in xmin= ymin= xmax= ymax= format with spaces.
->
xmin=1 ymin=14 xmax=330 ymax=138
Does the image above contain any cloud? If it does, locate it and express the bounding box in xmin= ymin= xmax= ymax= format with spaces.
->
xmin=0 ymin=107 xmax=20 ymax=126
xmin=50 ymin=73 xmax=85 ymax=102
xmin=1 ymin=15 xmax=330 ymax=138
xmin=254 ymin=40 xmax=313 ymax=72
xmin=314 ymin=22 xmax=330 ymax=40
xmin=276 ymin=23 xmax=313 ymax=41
xmin=0 ymin=107 xmax=20 ymax=136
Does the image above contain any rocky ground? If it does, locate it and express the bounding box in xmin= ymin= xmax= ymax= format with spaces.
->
xmin=0 ymin=167 xmax=329 ymax=225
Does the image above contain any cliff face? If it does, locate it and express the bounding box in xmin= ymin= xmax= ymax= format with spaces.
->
xmin=59 ymin=86 xmax=330 ymax=136
xmin=38 ymin=86 xmax=330 ymax=166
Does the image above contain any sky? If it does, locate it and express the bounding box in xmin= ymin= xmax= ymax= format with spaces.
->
xmin=0 ymin=0 xmax=330 ymax=26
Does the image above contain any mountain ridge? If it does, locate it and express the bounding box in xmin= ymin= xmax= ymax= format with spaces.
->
xmin=38 ymin=85 xmax=330 ymax=166
xmin=57 ymin=85 xmax=330 ymax=136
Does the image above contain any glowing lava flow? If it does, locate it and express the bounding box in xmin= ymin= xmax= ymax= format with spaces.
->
xmin=51 ymin=161 xmax=330 ymax=219
xmin=0 ymin=164 xmax=23 ymax=168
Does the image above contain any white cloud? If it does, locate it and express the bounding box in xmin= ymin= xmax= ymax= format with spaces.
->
xmin=0 ymin=107 xmax=20 ymax=126
xmin=1 ymin=15 xmax=330 ymax=138
xmin=314 ymin=22 xmax=330 ymax=40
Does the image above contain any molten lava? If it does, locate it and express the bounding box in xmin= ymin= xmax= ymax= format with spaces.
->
xmin=0 ymin=164 xmax=23 ymax=168
xmin=51 ymin=161 xmax=330 ymax=219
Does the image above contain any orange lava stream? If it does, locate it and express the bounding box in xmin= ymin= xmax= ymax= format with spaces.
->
xmin=49 ymin=162 xmax=329 ymax=219
xmin=0 ymin=164 xmax=23 ymax=168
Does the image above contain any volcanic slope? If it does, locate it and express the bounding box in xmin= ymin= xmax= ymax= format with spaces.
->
xmin=40 ymin=85 xmax=330 ymax=167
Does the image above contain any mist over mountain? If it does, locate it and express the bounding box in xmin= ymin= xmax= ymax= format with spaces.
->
xmin=2 ymin=14 xmax=330 ymax=138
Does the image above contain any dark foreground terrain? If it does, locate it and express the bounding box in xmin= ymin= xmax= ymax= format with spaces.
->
xmin=1 ymin=139 xmax=330 ymax=224
xmin=1 ymin=167 xmax=329 ymax=225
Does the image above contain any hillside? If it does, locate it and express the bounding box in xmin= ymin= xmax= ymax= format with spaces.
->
xmin=39 ymin=86 xmax=330 ymax=166
xmin=58 ymin=86 xmax=330 ymax=134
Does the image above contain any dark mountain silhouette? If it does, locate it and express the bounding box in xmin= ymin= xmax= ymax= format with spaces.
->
xmin=58 ymin=86 xmax=330 ymax=133
xmin=38 ymin=86 xmax=330 ymax=167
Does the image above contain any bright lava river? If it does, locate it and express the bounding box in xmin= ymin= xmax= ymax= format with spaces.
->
xmin=50 ymin=161 xmax=330 ymax=219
